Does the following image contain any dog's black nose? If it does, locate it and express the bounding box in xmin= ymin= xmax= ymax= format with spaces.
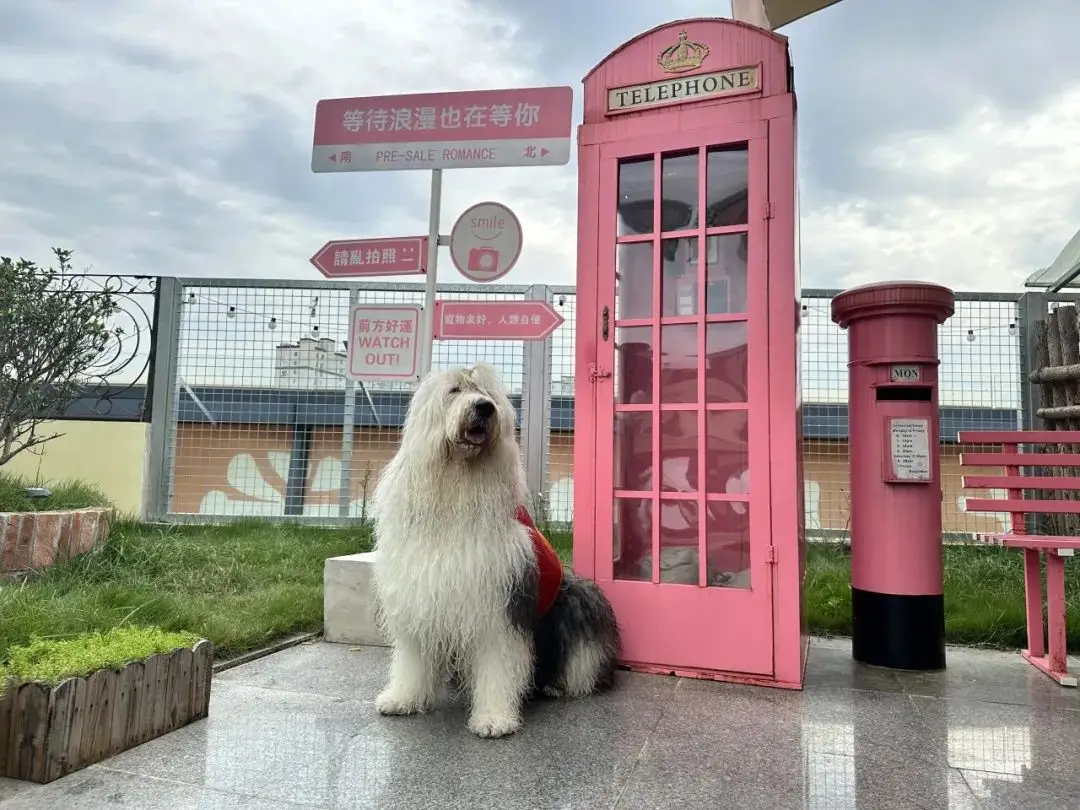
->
xmin=474 ymin=399 xmax=495 ymax=419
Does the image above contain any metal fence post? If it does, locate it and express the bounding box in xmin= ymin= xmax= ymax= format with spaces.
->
xmin=142 ymin=277 xmax=183 ymax=521
xmin=521 ymin=284 xmax=553 ymax=521
xmin=1017 ymin=292 xmax=1048 ymax=430
xmin=339 ymin=285 xmax=360 ymax=518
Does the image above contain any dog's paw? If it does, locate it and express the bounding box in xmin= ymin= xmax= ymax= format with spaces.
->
xmin=375 ymin=690 xmax=428 ymax=716
xmin=467 ymin=711 xmax=522 ymax=739
xmin=541 ymin=684 xmax=566 ymax=699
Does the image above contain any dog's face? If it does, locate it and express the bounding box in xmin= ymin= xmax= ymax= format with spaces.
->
xmin=404 ymin=363 xmax=516 ymax=463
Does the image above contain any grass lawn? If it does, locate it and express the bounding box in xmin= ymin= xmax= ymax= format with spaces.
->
xmin=0 ymin=471 xmax=114 ymax=513
xmin=1 ymin=521 xmax=1077 ymax=665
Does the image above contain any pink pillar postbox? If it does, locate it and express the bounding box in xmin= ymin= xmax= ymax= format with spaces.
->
xmin=831 ymin=282 xmax=955 ymax=671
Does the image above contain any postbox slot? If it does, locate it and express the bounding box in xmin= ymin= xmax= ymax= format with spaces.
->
xmin=876 ymin=386 xmax=931 ymax=402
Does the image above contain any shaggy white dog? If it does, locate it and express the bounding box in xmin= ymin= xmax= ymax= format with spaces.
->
xmin=370 ymin=362 xmax=620 ymax=738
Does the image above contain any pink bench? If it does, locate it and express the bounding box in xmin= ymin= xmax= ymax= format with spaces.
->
xmin=958 ymin=430 xmax=1078 ymax=687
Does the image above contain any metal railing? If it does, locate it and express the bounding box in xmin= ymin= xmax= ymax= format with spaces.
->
xmin=142 ymin=277 xmax=1075 ymax=539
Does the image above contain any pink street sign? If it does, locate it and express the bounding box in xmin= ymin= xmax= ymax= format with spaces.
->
xmin=311 ymin=86 xmax=573 ymax=172
xmin=449 ymin=201 xmax=523 ymax=283
xmin=434 ymin=300 xmax=564 ymax=341
xmin=346 ymin=304 xmax=422 ymax=381
xmin=310 ymin=237 xmax=427 ymax=278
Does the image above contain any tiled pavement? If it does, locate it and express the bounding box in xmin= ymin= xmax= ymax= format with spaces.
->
xmin=2 ymin=637 xmax=1078 ymax=809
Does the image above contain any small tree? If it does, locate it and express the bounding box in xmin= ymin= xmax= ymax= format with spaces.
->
xmin=0 ymin=248 xmax=120 ymax=467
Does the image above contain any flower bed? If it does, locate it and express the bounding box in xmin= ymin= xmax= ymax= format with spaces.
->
xmin=0 ymin=628 xmax=213 ymax=783
xmin=0 ymin=507 xmax=113 ymax=573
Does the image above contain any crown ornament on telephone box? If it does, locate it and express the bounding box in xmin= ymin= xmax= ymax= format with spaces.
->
xmin=657 ymin=31 xmax=710 ymax=74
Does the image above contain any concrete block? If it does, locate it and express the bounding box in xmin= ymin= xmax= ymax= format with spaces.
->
xmin=323 ymin=551 xmax=388 ymax=647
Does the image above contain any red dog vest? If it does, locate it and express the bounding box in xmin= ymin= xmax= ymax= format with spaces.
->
xmin=515 ymin=506 xmax=563 ymax=616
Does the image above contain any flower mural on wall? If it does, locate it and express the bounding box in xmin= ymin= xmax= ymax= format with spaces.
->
xmin=198 ymin=452 xmax=369 ymax=517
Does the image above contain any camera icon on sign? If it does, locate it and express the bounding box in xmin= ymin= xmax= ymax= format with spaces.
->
xmin=467 ymin=247 xmax=500 ymax=274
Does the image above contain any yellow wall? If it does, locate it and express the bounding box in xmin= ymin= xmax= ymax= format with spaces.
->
xmin=3 ymin=420 xmax=146 ymax=517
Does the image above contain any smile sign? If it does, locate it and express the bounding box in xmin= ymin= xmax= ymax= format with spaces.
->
xmin=449 ymin=201 xmax=524 ymax=283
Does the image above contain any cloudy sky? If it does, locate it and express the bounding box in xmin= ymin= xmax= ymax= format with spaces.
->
xmin=2 ymin=0 xmax=1078 ymax=295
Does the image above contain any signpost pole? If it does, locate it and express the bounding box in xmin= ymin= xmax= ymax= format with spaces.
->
xmin=420 ymin=169 xmax=443 ymax=377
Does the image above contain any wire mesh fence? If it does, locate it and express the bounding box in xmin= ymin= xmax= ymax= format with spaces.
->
xmin=152 ymin=277 xmax=1053 ymax=540
xmin=162 ymin=279 xmax=530 ymax=522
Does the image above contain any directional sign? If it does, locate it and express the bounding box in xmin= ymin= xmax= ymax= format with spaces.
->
xmin=346 ymin=304 xmax=422 ymax=381
xmin=311 ymin=86 xmax=573 ymax=172
xmin=434 ymin=300 xmax=564 ymax=341
xmin=310 ymin=237 xmax=427 ymax=278
xmin=449 ymin=202 xmax=523 ymax=283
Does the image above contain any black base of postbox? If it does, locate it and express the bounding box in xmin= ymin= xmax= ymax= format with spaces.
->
xmin=851 ymin=587 xmax=946 ymax=671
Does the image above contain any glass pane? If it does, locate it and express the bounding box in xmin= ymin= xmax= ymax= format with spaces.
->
xmin=615 ymin=326 xmax=653 ymax=405
xmin=614 ymin=411 xmax=652 ymax=490
xmin=660 ymin=410 xmax=697 ymax=493
xmin=658 ymin=499 xmax=700 ymax=584
xmin=661 ymin=238 xmax=698 ymax=317
xmin=707 ymin=502 xmax=750 ymax=588
xmin=660 ymin=324 xmax=697 ymax=404
xmin=660 ymin=151 xmax=699 ymax=232
xmin=618 ymin=157 xmax=654 ymax=236
xmin=706 ymin=145 xmax=748 ymax=227
xmin=706 ymin=233 xmax=748 ymax=315
xmin=614 ymin=497 xmax=652 ymax=582
xmin=705 ymin=322 xmax=748 ymax=403
xmin=705 ymin=410 xmax=749 ymax=494
xmin=616 ymin=242 xmax=653 ymax=320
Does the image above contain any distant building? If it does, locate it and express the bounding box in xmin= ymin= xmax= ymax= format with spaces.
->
xmin=275 ymin=337 xmax=346 ymax=389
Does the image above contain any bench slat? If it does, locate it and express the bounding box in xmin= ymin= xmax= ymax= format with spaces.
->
xmin=977 ymin=534 xmax=1080 ymax=551
xmin=964 ymin=498 xmax=1080 ymax=514
xmin=959 ymin=452 xmax=1080 ymax=467
xmin=959 ymin=430 xmax=1080 ymax=444
xmin=962 ymin=475 xmax=1080 ymax=490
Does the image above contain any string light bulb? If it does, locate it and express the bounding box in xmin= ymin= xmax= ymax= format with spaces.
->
xmin=187 ymin=292 xmax=196 ymax=304
xmin=268 ymin=317 xmax=277 ymax=331
xmin=227 ymin=306 xmax=236 ymax=319
xmin=311 ymin=324 xmax=320 ymax=338
xmin=1009 ymin=322 xmax=1017 ymax=337
xmin=965 ymin=329 xmax=975 ymax=343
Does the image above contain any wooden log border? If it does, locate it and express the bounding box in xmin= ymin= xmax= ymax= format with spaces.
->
xmin=1033 ymin=305 xmax=1080 ymax=536
xmin=0 ymin=639 xmax=213 ymax=783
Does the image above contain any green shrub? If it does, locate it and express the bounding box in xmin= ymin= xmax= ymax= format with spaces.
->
xmin=0 ymin=625 xmax=202 ymax=693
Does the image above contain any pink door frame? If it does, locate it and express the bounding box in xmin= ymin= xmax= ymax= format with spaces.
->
xmin=574 ymin=17 xmax=806 ymax=688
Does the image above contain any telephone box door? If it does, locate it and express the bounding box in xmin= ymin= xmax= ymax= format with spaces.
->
xmin=592 ymin=122 xmax=774 ymax=676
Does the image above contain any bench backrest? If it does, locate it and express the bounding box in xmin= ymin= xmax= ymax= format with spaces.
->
xmin=957 ymin=430 xmax=1080 ymax=521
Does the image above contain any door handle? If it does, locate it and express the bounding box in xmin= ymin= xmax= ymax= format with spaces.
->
xmin=602 ymin=305 xmax=610 ymax=341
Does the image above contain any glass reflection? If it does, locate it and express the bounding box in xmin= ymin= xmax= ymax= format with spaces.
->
xmin=614 ymin=497 xmax=651 ymax=582
xmin=661 ymin=238 xmax=698 ymax=317
xmin=614 ymin=326 xmax=653 ymax=405
xmin=661 ymin=151 xmax=699 ymax=232
xmin=706 ymin=145 xmax=748 ymax=227
xmin=614 ymin=411 xmax=651 ymax=490
xmin=706 ymin=502 xmax=750 ymax=588
xmin=660 ymin=324 xmax=697 ymax=404
xmin=658 ymin=499 xmax=700 ymax=584
xmin=616 ymin=242 xmax=653 ymax=320
xmin=706 ymin=233 xmax=748 ymax=315
xmin=705 ymin=410 xmax=749 ymax=494
xmin=617 ymin=157 xmax=654 ymax=236
xmin=705 ymin=322 xmax=748 ymax=402
xmin=659 ymin=411 xmax=697 ymax=493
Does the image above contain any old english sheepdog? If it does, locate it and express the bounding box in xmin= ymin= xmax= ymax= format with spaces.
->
xmin=370 ymin=362 xmax=620 ymax=738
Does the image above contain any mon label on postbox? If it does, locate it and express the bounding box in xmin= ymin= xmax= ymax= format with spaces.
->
xmin=889 ymin=364 xmax=922 ymax=383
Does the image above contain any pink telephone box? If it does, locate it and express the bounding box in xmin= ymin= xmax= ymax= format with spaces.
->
xmin=574 ymin=18 xmax=806 ymax=688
